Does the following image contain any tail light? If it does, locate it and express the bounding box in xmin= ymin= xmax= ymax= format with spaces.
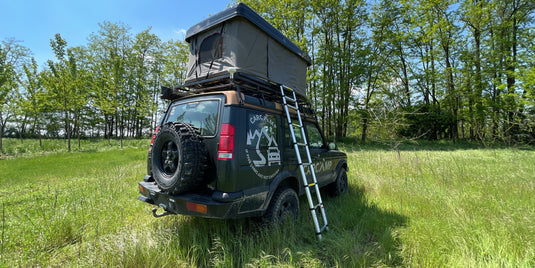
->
xmin=148 ymin=126 xmax=161 ymax=153
xmin=218 ymin=123 xmax=235 ymax=160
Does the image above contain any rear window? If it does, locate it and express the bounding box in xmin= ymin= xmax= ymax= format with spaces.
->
xmin=164 ymin=99 xmax=220 ymax=136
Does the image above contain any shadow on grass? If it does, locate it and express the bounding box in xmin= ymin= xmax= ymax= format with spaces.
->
xmin=149 ymin=184 xmax=406 ymax=267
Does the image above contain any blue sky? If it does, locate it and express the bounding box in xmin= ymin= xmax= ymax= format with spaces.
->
xmin=0 ymin=0 xmax=232 ymax=66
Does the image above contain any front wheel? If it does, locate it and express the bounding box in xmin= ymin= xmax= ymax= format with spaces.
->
xmin=262 ymin=187 xmax=299 ymax=224
xmin=327 ymin=168 xmax=348 ymax=197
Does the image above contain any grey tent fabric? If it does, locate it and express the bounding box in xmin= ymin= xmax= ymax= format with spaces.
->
xmin=184 ymin=3 xmax=310 ymax=97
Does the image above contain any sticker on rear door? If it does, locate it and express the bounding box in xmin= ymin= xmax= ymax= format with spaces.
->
xmin=245 ymin=112 xmax=281 ymax=180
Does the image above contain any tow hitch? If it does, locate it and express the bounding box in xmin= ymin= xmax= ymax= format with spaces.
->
xmin=152 ymin=206 xmax=170 ymax=218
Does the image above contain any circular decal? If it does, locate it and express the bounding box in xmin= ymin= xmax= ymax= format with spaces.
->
xmin=245 ymin=113 xmax=281 ymax=180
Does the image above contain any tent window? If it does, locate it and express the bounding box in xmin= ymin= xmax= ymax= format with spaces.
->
xmin=199 ymin=33 xmax=223 ymax=64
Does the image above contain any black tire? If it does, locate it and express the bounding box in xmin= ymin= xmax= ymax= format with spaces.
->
xmin=263 ymin=187 xmax=299 ymax=224
xmin=151 ymin=122 xmax=206 ymax=194
xmin=327 ymin=168 xmax=348 ymax=197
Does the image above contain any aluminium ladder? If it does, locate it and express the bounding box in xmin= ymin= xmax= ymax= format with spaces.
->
xmin=280 ymin=85 xmax=329 ymax=241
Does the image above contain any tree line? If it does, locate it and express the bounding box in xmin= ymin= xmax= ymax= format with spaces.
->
xmin=241 ymin=0 xmax=535 ymax=144
xmin=1 ymin=0 xmax=535 ymax=154
xmin=0 ymin=22 xmax=188 ymax=152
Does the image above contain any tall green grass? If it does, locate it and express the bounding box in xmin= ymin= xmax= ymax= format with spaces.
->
xmin=0 ymin=138 xmax=148 ymax=158
xmin=0 ymin=140 xmax=533 ymax=267
xmin=344 ymin=143 xmax=535 ymax=267
xmin=0 ymin=146 xmax=148 ymax=266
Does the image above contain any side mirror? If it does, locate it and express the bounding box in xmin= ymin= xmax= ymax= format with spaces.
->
xmin=328 ymin=142 xmax=338 ymax=150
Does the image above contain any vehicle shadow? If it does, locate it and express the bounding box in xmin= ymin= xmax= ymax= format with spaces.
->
xmin=151 ymin=184 xmax=406 ymax=267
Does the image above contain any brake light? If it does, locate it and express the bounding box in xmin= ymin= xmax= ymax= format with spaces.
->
xmin=218 ymin=123 xmax=235 ymax=160
xmin=148 ymin=126 xmax=161 ymax=153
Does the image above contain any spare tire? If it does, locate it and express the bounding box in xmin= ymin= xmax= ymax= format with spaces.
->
xmin=151 ymin=122 xmax=207 ymax=194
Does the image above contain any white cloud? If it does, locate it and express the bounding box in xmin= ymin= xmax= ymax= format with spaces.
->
xmin=174 ymin=29 xmax=187 ymax=40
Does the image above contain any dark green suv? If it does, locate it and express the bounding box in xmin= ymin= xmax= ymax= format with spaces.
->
xmin=137 ymin=3 xmax=348 ymax=222
xmin=138 ymin=73 xmax=348 ymax=221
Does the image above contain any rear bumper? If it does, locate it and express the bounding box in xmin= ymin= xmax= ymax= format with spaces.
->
xmin=138 ymin=181 xmax=261 ymax=219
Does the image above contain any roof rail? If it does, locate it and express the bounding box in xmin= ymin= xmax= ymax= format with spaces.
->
xmin=160 ymin=72 xmax=316 ymax=117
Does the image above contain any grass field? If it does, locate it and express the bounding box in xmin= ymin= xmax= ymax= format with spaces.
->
xmin=0 ymin=139 xmax=533 ymax=267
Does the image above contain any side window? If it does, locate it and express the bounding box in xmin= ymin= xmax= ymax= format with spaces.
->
xmin=305 ymin=124 xmax=324 ymax=149
xmin=199 ymin=33 xmax=223 ymax=64
xmin=284 ymin=119 xmax=304 ymax=147
xmin=246 ymin=111 xmax=280 ymax=166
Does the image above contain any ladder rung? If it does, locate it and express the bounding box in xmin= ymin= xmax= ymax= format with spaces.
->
xmin=295 ymin=142 xmax=307 ymax=147
xmin=287 ymin=105 xmax=298 ymax=110
xmin=315 ymin=224 xmax=328 ymax=236
xmin=302 ymin=162 xmax=312 ymax=166
xmin=305 ymin=182 xmax=317 ymax=188
xmin=292 ymin=123 xmax=302 ymax=128
xmin=282 ymin=85 xmax=293 ymax=91
xmin=310 ymin=203 xmax=323 ymax=211
xmin=284 ymin=96 xmax=297 ymax=103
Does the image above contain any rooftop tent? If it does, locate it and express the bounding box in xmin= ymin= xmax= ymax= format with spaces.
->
xmin=184 ymin=3 xmax=311 ymax=97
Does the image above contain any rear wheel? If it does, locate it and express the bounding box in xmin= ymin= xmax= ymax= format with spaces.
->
xmin=263 ymin=187 xmax=299 ymax=224
xmin=151 ymin=122 xmax=206 ymax=194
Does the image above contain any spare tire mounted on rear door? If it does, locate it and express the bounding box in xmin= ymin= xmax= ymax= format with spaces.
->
xmin=151 ymin=122 xmax=207 ymax=194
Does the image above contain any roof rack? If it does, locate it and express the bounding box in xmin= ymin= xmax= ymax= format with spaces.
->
xmin=160 ymin=72 xmax=316 ymax=117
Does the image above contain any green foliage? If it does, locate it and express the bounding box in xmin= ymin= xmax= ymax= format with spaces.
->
xmin=3 ymin=1 xmax=535 ymax=150
xmin=19 ymin=58 xmax=46 ymax=137
xmin=43 ymin=33 xmax=92 ymax=151
xmin=2 ymin=22 xmax=192 ymax=153
xmin=0 ymin=38 xmax=30 ymax=152
xmin=239 ymin=0 xmax=535 ymax=144
xmin=398 ymin=104 xmax=453 ymax=140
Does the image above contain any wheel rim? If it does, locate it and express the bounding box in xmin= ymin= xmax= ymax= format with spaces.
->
xmin=161 ymin=141 xmax=179 ymax=175
xmin=278 ymin=199 xmax=297 ymax=221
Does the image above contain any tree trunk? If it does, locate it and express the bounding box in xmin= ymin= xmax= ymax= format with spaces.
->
xmin=120 ymin=111 xmax=124 ymax=149
xmin=77 ymin=114 xmax=81 ymax=149
xmin=361 ymin=116 xmax=368 ymax=143
xmin=38 ymin=125 xmax=42 ymax=148
xmin=0 ymin=123 xmax=4 ymax=154
xmin=64 ymin=103 xmax=71 ymax=152
xmin=444 ymin=42 xmax=457 ymax=141
xmin=474 ymin=26 xmax=484 ymax=139
xmin=399 ymin=48 xmax=410 ymax=107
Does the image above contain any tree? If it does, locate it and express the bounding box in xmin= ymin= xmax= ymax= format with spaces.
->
xmin=44 ymin=33 xmax=86 ymax=152
xmin=0 ymin=39 xmax=29 ymax=152
xmin=19 ymin=58 xmax=45 ymax=146
xmin=460 ymin=0 xmax=490 ymax=140
xmin=129 ymin=28 xmax=162 ymax=138
xmin=88 ymin=22 xmax=132 ymax=144
xmin=158 ymin=39 xmax=188 ymax=130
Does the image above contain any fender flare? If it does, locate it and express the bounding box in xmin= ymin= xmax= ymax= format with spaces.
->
xmin=260 ymin=170 xmax=300 ymax=212
xmin=335 ymin=158 xmax=348 ymax=173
